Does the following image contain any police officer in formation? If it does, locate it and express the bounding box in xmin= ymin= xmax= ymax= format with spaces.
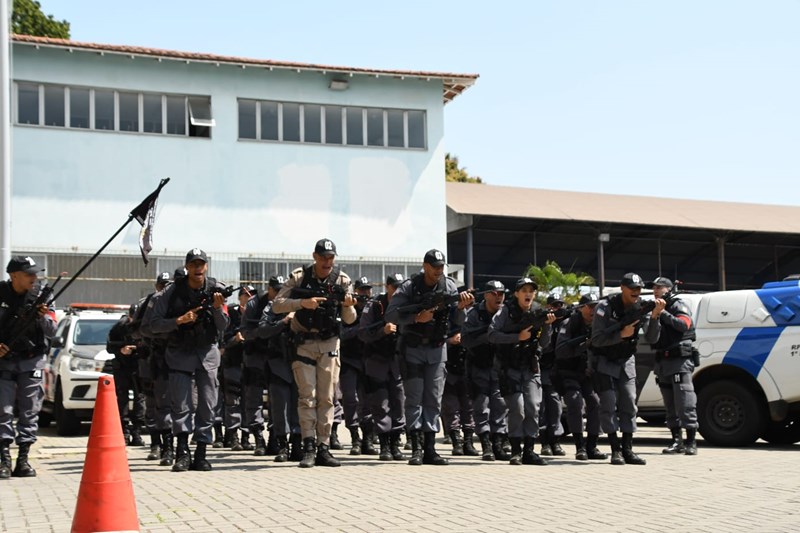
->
xmin=0 ymin=256 xmax=56 ymax=479
xmin=538 ymin=295 xmax=566 ymax=457
xmin=441 ymin=328 xmax=479 ymax=456
xmin=385 ymin=249 xmax=474 ymax=466
xmin=272 ymin=238 xmax=357 ymax=468
xmin=591 ymin=272 xmax=664 ymax=465
xmin=106 ymin=304 xmax=147 ymax=447
xmin=649 ymin=277 xmax=699 ymax=456
xmin=149 ymin=248 xmax=229 ymax=472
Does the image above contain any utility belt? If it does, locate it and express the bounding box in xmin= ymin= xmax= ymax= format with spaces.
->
xmin=403 ymin=333 xmax=445 ymax=349
xmin=293 ymin=331 xmax=337 ymax=344
xmin=0 ymin=369 xmax=41 ymax=381
xmin=655 ymin=342 xmax=693 ymax=361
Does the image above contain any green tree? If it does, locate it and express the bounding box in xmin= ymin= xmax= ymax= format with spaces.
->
xmin=446 ymin=153 xmax=483 ymax=183
xmin=12 ymin=0 xmax=70 ymax=39
xmin=524 ymin=260 xmax=595 ymax=304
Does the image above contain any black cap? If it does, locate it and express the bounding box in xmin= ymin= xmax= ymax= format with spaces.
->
xmin=156 ymin=271 xmax=171 ymax=284
xmin=238 ymin=284 xmax=256 ymax=296
xmin=652 ymin=276 xmax=674 ymax=290
xmin=185 ymin=248 xmax=208 ymax=264
xmin=6 ymin=255 xmax=45 ymax=275
xmin=621 ymin=272 xmax=645 ymax=289
xmin=423 ymin=249 xmax=446 ymax=267
xmin=514 ymin=277 xmax=538 ymax=291
xmin=484 ymin=280 xmax=505 ymax=292
xmin=547 ymin=295 xmax=565 ymax=306
xmin=579 ymin=293 xmax=600 ymax=306
xmin=386 ymin=273 xmax=405 ymax=287
xmin=354 ymin=277 xmax=371 ymax=290
xmin=314 ymin=238 xmax=337 ymax=256
xmin=268 ymin=275 xmax=285 ymax=289
xmin=174 ymin=267 xmax=187 ymax=281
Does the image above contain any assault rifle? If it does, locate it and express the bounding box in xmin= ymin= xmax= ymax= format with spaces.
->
xmin=517 ymin=306 xmax=570 ymax=331
xmin=0 ymin=273 xmax=63 ymax=356
xmin=292 ymin=284 xmax=350 ymax=304
xmin=600 ymin=293 xmax=679 ymax=336
xmin=394 ymin=288 xmax=492 ymax=315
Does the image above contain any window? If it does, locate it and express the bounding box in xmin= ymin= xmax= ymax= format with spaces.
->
xmin=44 ymin=86 xmax=65 ymax=127
xmin=325 ymin=106 xmax=343 ymax=144
xmin=118 ymin=92 xmax=139 ymax=132
xmin=166 ymin=95 xmax=186 ymax=135
xmin=94 ymin=90 xmax=114 ymax=130
xmin=70 ymin=88 xmax=90 ymax=129
xmin=408 ymin=110 xmax=426 ymax=149
xmin=261 ymin=101 xmax=279 ymax=141
xmin=387 ymin=110 xmax=404 ymax=147
xmin=238 ymin=99 xmax=256 ymax=139
xmin=346 ymin=107 xmax=364 ymax=146
xmin=304 ymin=104 xmax=321 ymax=143
xmin=367 ymin=108 xmax=384 ymax=147
xmin=142 ymin=94 xmax=163 ymax=133
xmin=283 ymin=103 xmax=300 ymax=142
xmin=17 ymin=83 xmax=39 ymax=125
xmin=188 ymin=96 xmax=213 ymax=138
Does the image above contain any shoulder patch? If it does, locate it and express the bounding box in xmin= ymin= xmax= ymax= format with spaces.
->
xmin=596 ymin=307 xmax=606 ymax=317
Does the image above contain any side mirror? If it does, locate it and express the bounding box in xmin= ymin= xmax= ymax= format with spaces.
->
xmin=51 ymin=336 xmax=65 ymax=349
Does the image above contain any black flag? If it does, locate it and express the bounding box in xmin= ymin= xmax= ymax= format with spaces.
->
xmin=130 ymin=177 xmax=170 ymax=265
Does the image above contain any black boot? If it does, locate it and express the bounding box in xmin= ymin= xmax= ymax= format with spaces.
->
xmin=586 ymin=434 xmax=608 ymax=460
xmin=240 ymin=430 xmax=254 ymax=451
xmin=390 ymin=430 xmax=405 ymax=461
xmin=214 ymin=424 xmax=225 ymax=449
xmin=378 ymin=433 xmax=392 ymax=461
xmin=129 ymin=425 xmax=145 ymax=447
xmin=160 ymin=431 xmax=174 ymax=467
xmin=550 ymin=435 xmax=566 ymax=456
xmin=407 ymin=430 xmax=423 ymax=466
xmin=0 ymin=440 xmax=12 ymax=479
xmin=492 ymin=433 xmax=511 ymax=461
xmin=522 ymin=436 xmax=548 ymax=465
xmin=662 ymin=427 xmax=685 ymax=454
xmin=508 ymin=437 xmax=523 ymax=465
xmin=449 ymin=430 xmax=464 ymax=456
xmin=404 ymin=429 xmax=413 ymax=450
xmin=685 ymin=428 xmax=698 ymax=456
xmin=289 ymin=433 xmax=303 ymax=462
xmin=265 ymin=431 xmax=280 ymax=455
xmin=12 ymin=442 xmax=36 ymax=477
xmin=349 ymin=427 xmax=362 ymax=456
xmin=478 ymin=432 xmax=495 ymax=461
xmin=172 ymin=433 xmax=192 ymax=472
xmin=190 ymin=442 xmax=212 ymax=471
xmin=315 ymin=442 xmax=341 ymax=467
xmin=540 ymin=430 xmax=553 ymax=456
xmin=422 ymin=432 xmax=448 ymax=465
xmin=608 ymin=432 xmax=624 ymax=465
xmin=299 ymin=437 xmax=316 ymax=468
xmin=574 ymin=433 xmax=588 ymax=461
xmin=274 ymin=435 xmax=289 ymax=462
xmin=329 ymin=423 xmax=343 ymax=450
xmin=361 ymin=423 xmax=378 ymax=455
xmin=462 ymin=429 xmax=479 ymax=456
xmin=147 ymin=431 xmax=161 ymax=460
xmin=252 ymin=427 xmax=267 ymax=456
xmin=622 ymin=432 xmax=646 ymax=465
xmin=229 ymin=430 xmax=243 ymax=451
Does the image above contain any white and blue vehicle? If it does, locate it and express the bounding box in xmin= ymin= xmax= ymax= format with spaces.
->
xmin=636 ymin=279 xmax=800 ymax=446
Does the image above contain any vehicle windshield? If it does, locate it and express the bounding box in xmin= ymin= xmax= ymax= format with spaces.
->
xmin=72 ymin=319 xmax=118 ymax=346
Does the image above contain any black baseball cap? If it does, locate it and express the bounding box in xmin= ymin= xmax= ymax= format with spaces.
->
xmin=238 ymin=284 xmax=256 ymax=296
xmin=423 ymin=249 xmax=446 ymax=267
xmin=386 ymin=273 xmax=405 ymax=287
xmin=579 ymin=293 xmax=600 ymax=306
xmin=156 ymin=271 xmax=171 ymax=284
xmin=6 ymin=255 xmax=45 ymax=275
xmin=621 ymin=272 xmax=645 ymax=289
xmin=651 ymin=276 xmax=674 ymax=290
xmin=484 ymin=280 xmax=505 ymax=292
xmin=268 ymin=275 xmax=285 ymax=289
xmin=314 ymin=238 xmax=337 ymax=256
xmin=174 ymin=267 xmax=187 ymax=280
xmin=185 ymin=248 xmax=208 ymax=264
xmin=355 ymin=277 xmax=371 ymax=289
xmin=514 ymin=277 xmax=538 ymax=291
xmin=547 ymin=295 xmax=565 ymax=306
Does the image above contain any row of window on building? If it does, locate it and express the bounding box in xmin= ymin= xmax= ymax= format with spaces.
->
xmin=15 ymin=81 xmax=427 ymax=149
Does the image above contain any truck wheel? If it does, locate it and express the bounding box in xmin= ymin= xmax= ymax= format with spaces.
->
xmin=55 ymin=383 xmax=81 ymax=436
xmin=761 ymin=414 xmax=800 ymax=445
xmin=697 ymin=380 xmax=766 ymax=447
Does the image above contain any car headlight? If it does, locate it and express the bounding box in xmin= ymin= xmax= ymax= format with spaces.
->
xmin=69 ymin=357 xmax=106 ymax=372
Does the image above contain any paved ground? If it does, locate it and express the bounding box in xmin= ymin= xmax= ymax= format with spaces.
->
xmin=1 ymin=422 xmax=798 ymax=533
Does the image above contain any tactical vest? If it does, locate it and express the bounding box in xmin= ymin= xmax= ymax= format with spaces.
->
xmin=165 ymin=276 xmax=220 ymax=349
xmin=466 ymin=305 xmax=495 ymax=369
xmin=403 ymin=273 xmax=449 ymax=347
xmin=340 ymin=307 xmax=364 ymax=359
xmin=244 ymin=294 xmax=274 ymax=354
xmin=364 ymin=294 xmax=397 ymax=359
xmin=592 ymin=294 xmax=640 ymax=361
xmin=291 ymin=265 xmax=341 ymax=340
xmin=652 ymin=297 xmax=696 ymax=353
xmin=0 ymin=280 xmax=48 ymax=357
xmin=495 ymin=299 xmax=540 ymax=370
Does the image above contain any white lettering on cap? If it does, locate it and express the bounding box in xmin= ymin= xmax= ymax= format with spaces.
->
xmin=192 ymin=248 xmax=202 ymax=256
xmin=25 ymin=256 xmax=36 ymax=266
xmin=276 ymin=276 xmax=285 ymax=284
xmin=435 ymin=251 xmax=443 ymax=260
xmin=324 ymin=241 xmax=333 ymax=251
xmin=632 ymin=274 xmax=642 ymax=284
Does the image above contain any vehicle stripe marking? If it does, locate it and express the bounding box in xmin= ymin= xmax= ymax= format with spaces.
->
xmin=722 ymin=326 xmax=783 ymax=378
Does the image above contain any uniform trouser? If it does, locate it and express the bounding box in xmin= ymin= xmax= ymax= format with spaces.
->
xmin=292 ymin=343 xmax=341 ymax=441
xmin=540 ymin=368 xmax=564 ymax=437
xmin=138 ymin=359 xmax=156 ymax=432
xmin=442 ymin=373 xmax=475 ymax=432
xmin=597 ymin=371 xmax=638 ymax=434
xmin=152 ymin=372 xmax=172 ymax=431
xmin=404 ymin=360 xmax=446 ymax=433
xmin=562 ymin=377 xmax=601 ymax=437
xmin=113 ymin=364 xmax=145 ymax=435
xmin=333 ymin=383 xmax=343 ymax=424
xmin=340 ymin=362 xmax=372 ymax=429
xmin=244 ymin=359 xmax=269 ymax=429
xmin=0 ymin=370 xmax=43 ymax=444
xmin=169 ymin=366 xmax=218 ymax=444
xmin=469 ymin=365 xmax=508 ymax=435
xmin=222 ymin=364 xmax=243 ymax=431
xmin=659 ymin=372 xmax=699 ymax=430
xmin=364 ymin=356 xmax=405 ymax=435
xmin=501 ymin=367 xmax=542 ymax=438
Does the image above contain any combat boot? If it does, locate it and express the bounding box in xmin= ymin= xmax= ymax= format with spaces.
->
xmin=522 ymin=436 xmax=548 ymax=466
xmin=449 ymin=430 xmax=464 ymax=456
xmin=662 ymin=427 xmax=685 ymax=454
xmin=214 ymin=424 xmax=225 ymax=449
xmin=298 ymin=437 xmax=316 ymax=468
xmin=329 ymin=423 xmax=343 ymax=450
xmin=349 ymin=427 xmax=362 ymax=456
xmin=172 ymin=433 xmax=192 ymax=472
xmin=190 ymin=442 xmax=212 ymax=471
xmin=491 ymin=433 xmax=511 ymax=461
xmin=574 ymin=433 xmax=589 ymax=461
xmin=422 ymin=431 xmax=449 ymax=465
xmin=550 ymin=435 xmax=566 ymax=456
xmin=462 ymin=429 xmax=479 ymax=456
xmin=274 ymin=435 xmax=289 ymax=462
xmin=404 ymin=429 xmax=413 ymax=450
xmin=0 ymin=440 xmax=12 ymax=479
xmin=608 ymin=432 xmax=625 ymax=465
xmin=390 ymin=430 xmax=405 ymax=461
xmin=621 ymin=432 xmax=646 ymax=465
xmin=160 ymin=431 xmax=174 ymax=467
xmin=129 ymin=425 xmax=146 ymax=447
xmin=289 ymin=433 xmax=304 ymax=462
xmin=407 ymin=430 xmax=423 ymax=466
xmin=12 ymin=442 xmax=36 ymax=477
xmin=684 ymin=428 xmax=698 ymax=456
xmin=478 ymin=432 xmax=495 ymax=461
xmin=508 ymin=437 xmax=523 ymax=465
xmin=265 ymin=430 xmax=280 ymax=455
xmin=315 ymin=442 xmax=341 ymax=467
xmin=586 ymin=434 xmax=607 ymax=460
xmin=147 ymin=431 xmax=161 ymax=460
xmin=361 ymin=423 xmax=378 ymax=455
xmin=229 ymin=430 xmax=243 ymax=451
xmin=500 ymin=433 xmax=512 ymax=454
xmin=378 ymin=432 xmax=393 ymax=461
xmin=240 ymin=430 xmax=254 ymax=451
xmin=252 ymin=427 xmax=267 ymax=457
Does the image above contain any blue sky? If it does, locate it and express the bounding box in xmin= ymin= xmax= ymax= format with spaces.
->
xmin=40 ymin=0 xmax=800 ymax=206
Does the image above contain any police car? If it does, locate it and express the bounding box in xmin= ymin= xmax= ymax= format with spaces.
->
xmin=636 ymin=279 xmax=800 ymax=446
xmin=40 ymin=303 xmax=127 ymax=436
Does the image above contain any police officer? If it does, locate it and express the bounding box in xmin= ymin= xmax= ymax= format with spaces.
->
xmin=539 ymin=295 xmax=566 ymax=457
xmin=385 ymin=249 xmax=474 ymax=466
xmin=649 ymin=277 xmax=699 ymax=456
xmin=461 ymin=280 xmax=510 ymax=461
xmin=554 ymin=293 xmax=607 ymax=461
xmin=149 ymin=248 xmax=229 ymax=472
xmin=0 ymin=256 xmax=56 ymax=479
xmin=488 ymin=277 xmax=555 ymax=466
xmin=591 ymin=272 xmax=664 ymax=465
xmin=441 ymin=328 xmax=478 ymax=456
xmin=106 ymin=304 xmax=147 ymax=447
xmin=272 ymin=238 xmax=357 ymax=468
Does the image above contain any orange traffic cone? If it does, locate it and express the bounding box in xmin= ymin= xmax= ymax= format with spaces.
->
xmin=71 ymin=375 xmax=140 ymax=533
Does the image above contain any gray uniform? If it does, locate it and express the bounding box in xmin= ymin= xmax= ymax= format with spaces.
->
xmin=555 ymin=313 xmax=601 ymax=437
xmin=140 ymin=290 xmax=172 ymax=433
